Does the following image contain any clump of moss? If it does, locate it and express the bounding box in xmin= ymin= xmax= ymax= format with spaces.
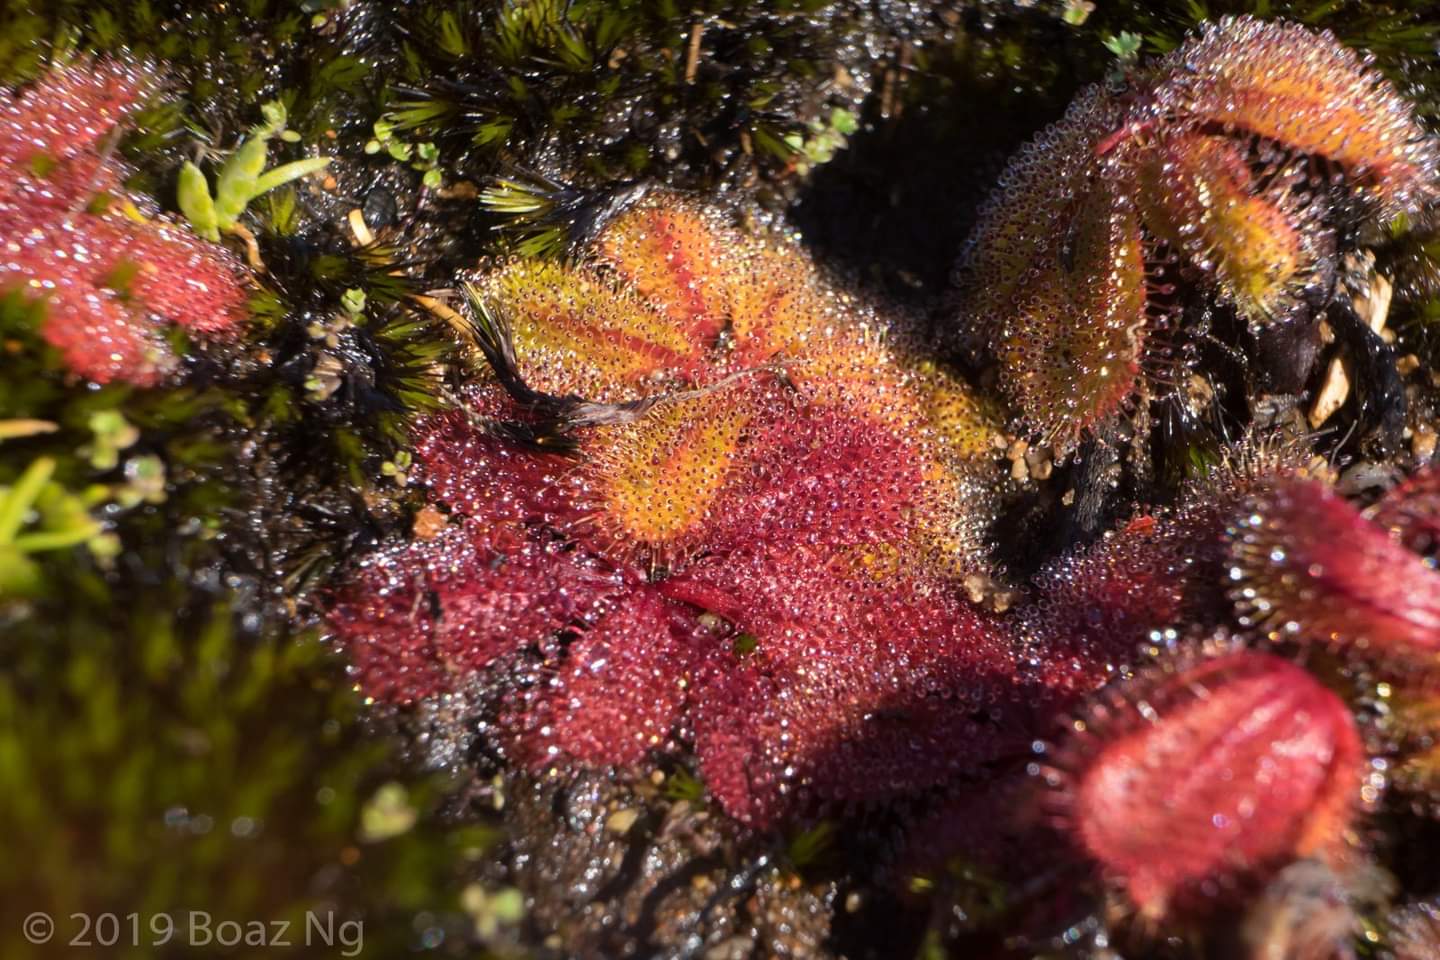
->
xmin=0 ymin=595 xmax=502 ymax=958
xmin=368 ymin=0 xmax=879 ymax=188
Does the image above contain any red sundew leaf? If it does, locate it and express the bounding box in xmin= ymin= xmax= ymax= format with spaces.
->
xmin=0 ymin=60 xmax=248 ymax=384
xmin=1019 ymin=512 xmax=1203 ymax=702
xmin=1367 ymin=465 xmax=1440 ymax=555
xmin=28 ymin=281 xmax=163 ymax=386
xmin=411 ymin=399 xmax=593 ymax=533
xmin=504 ymin=589 xmax=720 ymax=769
xmin=1 ymin=214 xmax=247 ymax=383
xmin=114 ymin=221 xmax=251 ymax=335
xmin=1047 ymin=651 xmax=1362 ymax=923
xmin=0 ymin=59 xmax=148 ymax=171
xmin=701 ymin=401 xmax=933 ymax=557
xmin=1230 ymin=476 xmax=1440 ymax=661
xmin=1019 ymin=488 xmax=1244 ymax=705
xmin=666 ymin=546 xmax=1024 ymax=827
xmin=328 ymin=517 xmax=634 ymax=704
xmin=0 ymin=152 xmax=120 ymax=220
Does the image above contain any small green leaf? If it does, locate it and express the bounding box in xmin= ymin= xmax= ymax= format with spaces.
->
xmin=250 ymin=156 xmax=332 ymax=198
xmin=340 ymin=288 xmax=366 ymax=315
xmin=264 ymin=187 xmax=300 ymax=236
xmin=14 ymin=522 xmax=102 ymax=553
xmin=829 ymin=107 xmax=858 ymax=136
xmin=214 ymin=136 xmax=271 ymax=225
xmin=1062 ymin=0 xmax=1095 ymax=26
xmin=86 ymin=410 xmax=139 ymax=471
xmin=0 ymin=420 xmax=57 ymax=442
xmin=1103 ymin=31 xmax=1144 ymax=62
xmin=787 ymin=820 xmax=836 ymax=868
xmin=662 ymin=768 xmax=707 ymax=804
xmin=437 ymin=10 xmax=469 ymax=58
xmin=177 ymin=161 xmax=220 ymax=241
xmin=0 ymin=545 xmax=42 ymax=598
xmin=0 ymin=457 xmax=54 ymax=545
xmin=359 ymin=782 xmax=417 ymax=842
xmin=259 ymin=99 xmax=288 ymax=134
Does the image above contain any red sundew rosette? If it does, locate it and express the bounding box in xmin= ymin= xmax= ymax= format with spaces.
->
xmin=0 ymin=59 xmax=249 ymax=385
xmin=1229 ymin=474 xmax=1440 ymax=663
xmin=1042 ymin=650 xmax=1362 ymax=924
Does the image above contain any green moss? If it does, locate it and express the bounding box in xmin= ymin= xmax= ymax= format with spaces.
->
xmin=0 ymin=595 xmax=495 ymax=958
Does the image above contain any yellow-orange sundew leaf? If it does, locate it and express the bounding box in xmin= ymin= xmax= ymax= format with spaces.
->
xmin=956 ymin=85 xmax=1124 ymax=330
xmin=1138 ymin=131 xmax=1310 ymax=321
xmin=867 ymin=359 xmax=1008 ymax=577
xmin=596 ymin=194 xmax=851 ymax=369
xmin=477 ymin=258 xmax=706 ymax=401
xmin=786 ymin=329 xmax=911 ymax=421
xmin=913 ymin=456 xmax=1001 ymax=580
xmin=956 ymin=87 xmax=1148 ymax=453
xmin=580 ymin=386 xmax=756 ymax=566
xmin=725 ymin=238 xmax=841 ymax=364
xmin=998 ymin=172 xmax=1148 ymax=453
xmin=911 ymin=360 xmax=1009 ymax=462
xmin=1149 ymin=16 xmax=1438 ymax=219
xmin=595 ymin=196 xmax=737 ymax=348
